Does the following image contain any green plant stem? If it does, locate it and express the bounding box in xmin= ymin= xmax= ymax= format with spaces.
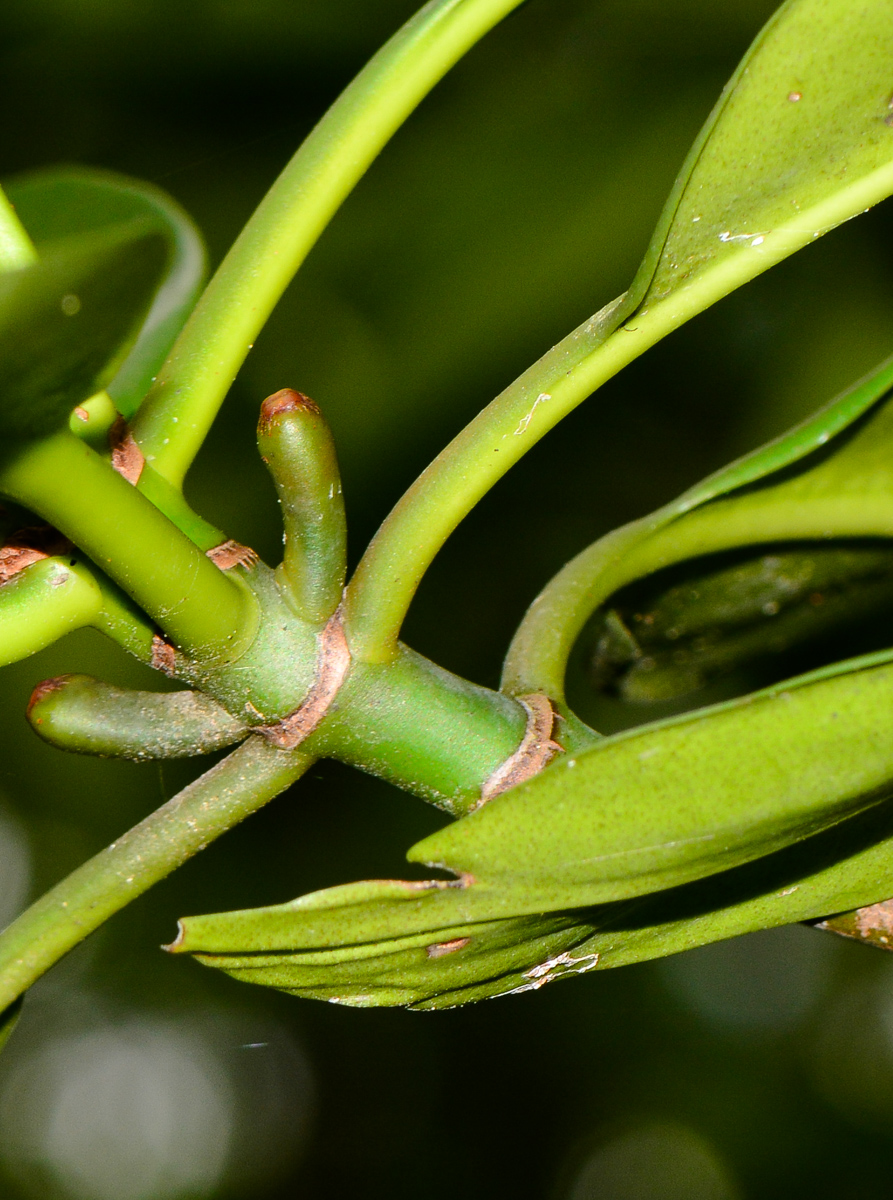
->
xmin=131 ymin=0 xmax=527 ymax=488
xmin=0 ymin=558 xmax=103 ymax=667
xmin=28 ymin=675 xmax=249 ymax=759
xmin=90 ymin=569 xmax=160 ymax=662
xmin=344 ymin=150 xmax=893 ymax=665
xmin=0 ymin=186 xmax=38 ymax=272
xmin=0 ymin=431 xmax=255 ymax=660
xmin=503 ymin=483 xmax=893 ymax=702
xmin=136 ymin=465 xmax=225 ymax=552
xmin=314 ymin=644 xmax=528 ymax=815
xmin=0 ymin=737 xmax=312 ymax=1012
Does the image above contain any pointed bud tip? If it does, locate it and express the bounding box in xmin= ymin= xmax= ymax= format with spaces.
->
xmin=258 ymin=389 xmax=321 ymax=435
xmin=27 ymin=675 xmax=74 ymax=719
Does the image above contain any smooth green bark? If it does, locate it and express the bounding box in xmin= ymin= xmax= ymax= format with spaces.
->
xmin=0 ymin=737 xmax=312 ymax=1014
xmin=132 ymin=0 xmax=528 ymax=487
xmin=0 ymin=432 xmax=255 ymax=661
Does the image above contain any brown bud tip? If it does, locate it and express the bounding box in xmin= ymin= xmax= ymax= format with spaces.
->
xmin=27 ymin=676 xmax=71 ymax=719
xmin=258 ymin=388 xmax=320 ymax=435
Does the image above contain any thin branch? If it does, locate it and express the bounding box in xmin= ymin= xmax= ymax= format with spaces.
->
xmin=0 ymin=736 xmax=313 ymax=1012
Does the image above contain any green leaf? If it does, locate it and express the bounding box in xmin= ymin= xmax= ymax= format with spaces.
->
xmin=410 ymin=655 xmax=893 ymax=910
xmin=175 ymin=653 xmax=893 ymax=1008
xmin=0 ymin=187 xmax=37 ymax=273
xmin=635 ymin=0 xmax=893 ymax=315
xmin=173 ymin=788 xmax=893 ymax=1010
xmin=0 ymin=222 xmax=166 ymax=447
xmin=5 ymin=167 xmax=206 ymax=417
xmin=591 ymin=543 xmax=893 ymax=703
xmin=180 ymin=897 xmax=601 ymax=1009
xmin=602 ymin=0 xmax=893 ymax=352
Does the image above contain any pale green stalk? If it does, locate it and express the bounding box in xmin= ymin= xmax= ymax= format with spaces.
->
xmin=0 ymin=738 xmax=313 ymax=1013
xmin=0 ymin=432 xmax=256 ymax=661
xmin=343 ymin=156 xmax=893 ymax=664
xmin=504 ymin=483 xmax=893 ymax=702
xmin=133 ymin=0 xmax=527 ymax=488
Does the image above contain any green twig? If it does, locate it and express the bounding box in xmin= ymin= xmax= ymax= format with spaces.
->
xmin=343 ymin=145 xmax=893 ymax=665
xmin=0 ymin=558 xmax=103 ymax=668
xmin=0 ymin=737 xmax=312 ymax=1012
xmin=257 ymin=390 xmax=347 ymax=624
xmin=0 ymin=432 xmax=255 ymax=660
xmin=132 ymin=0 xmax=527 ymax=488
xmin=504 ymin=475 xmax=893 ymax=702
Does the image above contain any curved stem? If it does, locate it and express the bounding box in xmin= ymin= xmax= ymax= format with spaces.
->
xmin=0 ymin=737 xmax=313 ymax=1012
xmin=132 ymin=0 xmax=527 ymax=488
xmin=0 ymin=432 xmax=255 ymax=661
xmin=343 ymin=147 xmax=893 ymax=666
xmin=0 ymin=558 xmax=103 ymax=667
xmin=503 ymin=486 xmax=893 ymax=702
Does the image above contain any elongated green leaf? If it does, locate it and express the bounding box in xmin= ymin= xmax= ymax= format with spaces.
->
xmin=175 ymin=652 xmax=893 ymax=990
xmin=183 ymin=904 xmax=600 ymax=1009
xmin=636 ymin=1 xmax=893 ymax=313
xmin=592 ymin=543 xmax=893 ymax=703
xmin=598 ymin=0 xmax=893 ymax=359
xmin=411 ymin=656 xmax=893 ymax=909
xmin=174 ymin=784 xmax=893 ymax=1010
xmin=0 ymin=223 xmax=165 ymax=447
xmin=5 ymin=168 xmax=206 ymax=417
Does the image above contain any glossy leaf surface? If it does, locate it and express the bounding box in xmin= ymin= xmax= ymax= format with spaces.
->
xmin=175 ymin=788 xmax=893 ymax=1009
xmin=6 ymin=168 xmax=205 ymax=417
xmin=632 ymin=0 xmax=893 ymax=321
xmin=0 ymin=223 xmax=165 ymax=448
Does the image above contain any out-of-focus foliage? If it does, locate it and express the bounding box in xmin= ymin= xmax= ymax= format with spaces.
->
xmin=3 ymin=1 xmax=893 ymax=1198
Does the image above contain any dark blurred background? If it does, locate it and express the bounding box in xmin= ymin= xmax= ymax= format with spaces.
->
xmin=2 ymin=1 xmax=893 ymax=1197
